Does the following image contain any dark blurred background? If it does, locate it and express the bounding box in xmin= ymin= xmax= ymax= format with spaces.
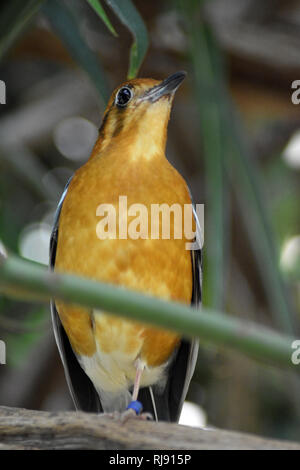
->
xmin=0 ymin=0 xmax=299 ymax=441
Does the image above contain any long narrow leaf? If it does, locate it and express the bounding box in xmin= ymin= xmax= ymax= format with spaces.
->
xmin=225 ymin=108 xmax=295 ymax=333
xmin=4 ymin=306 xmax=48 ymax=367
xmin=179 ymin=2 xmax=226 ymax=310
xmin=0 ymin=0 xmax=45 ymax=61
xmin=86 ymin=0 xmax=117 ymax=36
xmin=105 ymin=0 xmax=148 ymax=78
xmin=0 ymin=252 xmax=297 ymax=369
xmin=179 ymin=0 xmax=294 ymax=334
xmin=43 ymin=0 xmax=109 ymax=103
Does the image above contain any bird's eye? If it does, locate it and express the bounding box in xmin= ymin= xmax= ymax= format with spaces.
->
xmin=115 ymin=87 xmax=133 ymax=107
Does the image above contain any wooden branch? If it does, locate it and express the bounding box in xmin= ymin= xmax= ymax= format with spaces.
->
xmin=0 ymin=406 xmax=299 ymax=450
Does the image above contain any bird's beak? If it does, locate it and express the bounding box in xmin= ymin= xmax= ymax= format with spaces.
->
xmin=142 ymin=71 xmax=186 ymax=103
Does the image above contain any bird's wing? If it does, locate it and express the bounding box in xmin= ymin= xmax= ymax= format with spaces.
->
xmin=140 ymin=204 xmax=202 ymax=422
xmin=50 ymin=178 xmax=102 ymax=412
xmin=169 ymin=205 xmax=202 ymax=420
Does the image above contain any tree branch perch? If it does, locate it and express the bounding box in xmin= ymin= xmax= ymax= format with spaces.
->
xmin=0 ymin=406 xmax=299 ymax=450
xmin=0 ymin=250 xmax=298 ymax=370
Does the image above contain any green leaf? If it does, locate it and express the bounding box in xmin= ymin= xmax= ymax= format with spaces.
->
xmin=3 ymin=305 xmax=48 ymax=367
xmin=43 ymin=0 xmax=109 ymax=103
xmin=179 ymin=0 xmax=295 ymax=334
xmin=105 ymin=0 xmax=148 ymax=78
xmin=178 ymin=2 xmax=226 ymax=310
xmin=0 ymin=253 xmax=298 ymax=369
xmin=86 ymin=0 xmax=118 ymax=36
xmin=0 ymin=0 xmax=45 ymax=61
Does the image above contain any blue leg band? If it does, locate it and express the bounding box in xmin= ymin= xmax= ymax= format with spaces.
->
xmin=126 ymin=400 xmax=143 ymax=415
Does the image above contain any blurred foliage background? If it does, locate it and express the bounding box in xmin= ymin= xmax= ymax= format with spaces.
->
xmin=0 ymin=0 xmax=300 ymax=441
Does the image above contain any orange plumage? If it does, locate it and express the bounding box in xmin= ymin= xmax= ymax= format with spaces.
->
xmin=51 ymin=72 xmax=200 ymax=420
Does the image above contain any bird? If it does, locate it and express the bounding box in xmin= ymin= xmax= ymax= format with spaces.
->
xmin=50 ymin=71 xmax=202 ymax=422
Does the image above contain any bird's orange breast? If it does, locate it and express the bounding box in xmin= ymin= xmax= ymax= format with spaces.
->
xmin=55 ymin=149 xmax=193 ymax=367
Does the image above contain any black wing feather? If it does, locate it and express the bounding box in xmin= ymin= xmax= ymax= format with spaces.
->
xmin=50 ymin=178 xmax=102 ymax=412
xmin=141 ymin=204 xmax=202 ymax=422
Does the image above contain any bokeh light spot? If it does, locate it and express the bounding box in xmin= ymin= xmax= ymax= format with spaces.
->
xmin=54 ymin=117 xmax=98 ymax=161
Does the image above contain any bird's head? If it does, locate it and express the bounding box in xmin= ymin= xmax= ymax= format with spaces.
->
xmin=96 ymin=71 xmax=186 ymax=159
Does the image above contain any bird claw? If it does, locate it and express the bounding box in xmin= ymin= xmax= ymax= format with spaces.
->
xmin=139 ymin=412 xmax=154 ymax=421
xmin=107 ymin=409 xmax=153 ymax=424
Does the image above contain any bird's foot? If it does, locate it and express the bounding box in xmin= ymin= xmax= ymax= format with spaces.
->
xmin=111 ymin=409 xmax=153 ymax=423
xmin=107 ymin=400 xmax=153 ymax=423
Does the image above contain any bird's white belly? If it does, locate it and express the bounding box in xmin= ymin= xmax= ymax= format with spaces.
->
xmin=77 ymin=348 xmax=166 ymax=413
xmin=78 ymin=349 xmax=165 ymax=393
xmin=77 ymin=310 xmax=166 ymax=395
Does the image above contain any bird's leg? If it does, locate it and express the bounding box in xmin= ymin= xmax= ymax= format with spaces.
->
xmin=122 ymin=359 xmax=153 ymax=421
xmin=132 ymin=358 xmax=144 ymax=401
xmin=110 ymin=359 xmax=153 ymax=422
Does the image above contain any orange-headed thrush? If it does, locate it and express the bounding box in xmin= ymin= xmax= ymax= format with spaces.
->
xmin=50 ymin=71 xmax=202 ymax=422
